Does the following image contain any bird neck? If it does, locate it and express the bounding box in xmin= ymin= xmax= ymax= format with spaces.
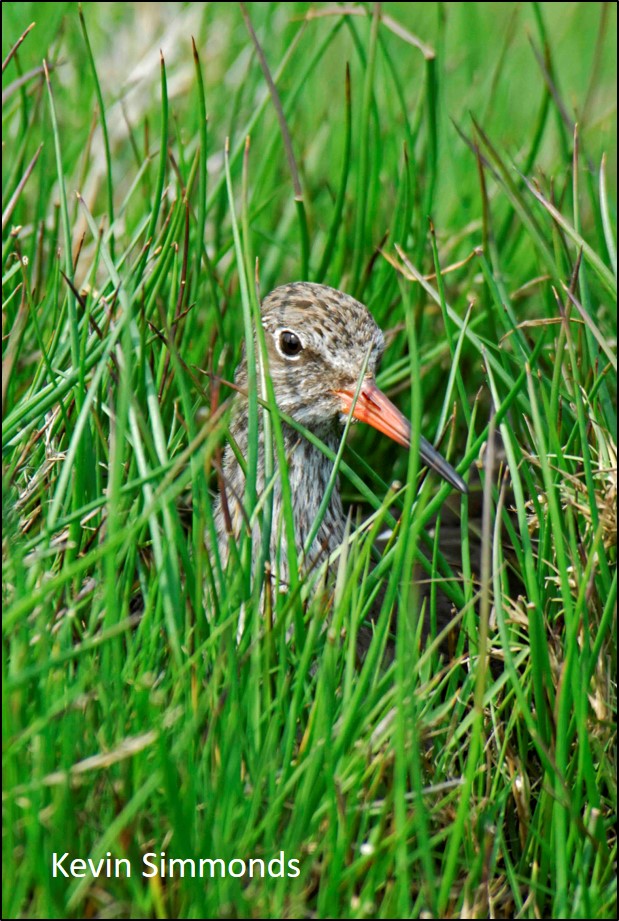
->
xmin=220 ymin=405 xmax=345 ymax=583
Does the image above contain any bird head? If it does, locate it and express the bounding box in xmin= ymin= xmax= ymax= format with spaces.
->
xmin=239 ymin=282 xmax=467 ymax=493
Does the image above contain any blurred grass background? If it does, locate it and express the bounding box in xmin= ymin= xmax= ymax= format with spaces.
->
xmin=3 ymin=2 xmax=617 ymax=918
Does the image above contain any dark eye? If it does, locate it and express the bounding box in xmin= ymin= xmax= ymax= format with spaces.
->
xmin=279 ymin=330 xmax=303 ymax=357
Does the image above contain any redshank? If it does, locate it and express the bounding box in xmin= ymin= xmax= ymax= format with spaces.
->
xmin=214 ymin=282 xmax=467 ymax=598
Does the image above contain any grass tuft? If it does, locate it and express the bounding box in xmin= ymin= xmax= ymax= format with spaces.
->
xmin=3 ymin=4 xmax=616 ymax=919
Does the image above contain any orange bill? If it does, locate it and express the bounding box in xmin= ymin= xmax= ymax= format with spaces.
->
xmin=335 ymin=378 xmax=468 ymax=494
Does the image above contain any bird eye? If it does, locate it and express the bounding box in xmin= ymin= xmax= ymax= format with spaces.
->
xmin=278 ymin=329 xmax=303 ymax=358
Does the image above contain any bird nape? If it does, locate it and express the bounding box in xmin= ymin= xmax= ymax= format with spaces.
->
xmin=213 ymin=282 xmax=471 ymax=647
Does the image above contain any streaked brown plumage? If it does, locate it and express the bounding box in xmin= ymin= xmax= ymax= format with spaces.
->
xmin=213 ymin=283 xmax=467 ymax=615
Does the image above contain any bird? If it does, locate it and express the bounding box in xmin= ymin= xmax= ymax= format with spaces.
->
xmin=213 ymin=282 xmax=468 ymax=628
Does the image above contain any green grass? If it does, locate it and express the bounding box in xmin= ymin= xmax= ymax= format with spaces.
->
xmin=3 ymin=2 xmax=617 ymax=918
